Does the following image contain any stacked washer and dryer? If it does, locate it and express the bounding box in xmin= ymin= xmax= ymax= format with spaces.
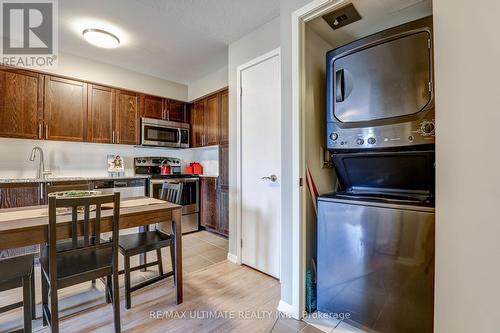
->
xmin=317 ymin=17 xmax=435 ymax=333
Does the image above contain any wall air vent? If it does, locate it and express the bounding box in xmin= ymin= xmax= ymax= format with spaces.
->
xmin=322 ymin=3 xmax=361 ymax=30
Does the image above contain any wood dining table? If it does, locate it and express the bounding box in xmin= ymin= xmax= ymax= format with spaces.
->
xmin=0 ymin=197 xmax=184 ymax=304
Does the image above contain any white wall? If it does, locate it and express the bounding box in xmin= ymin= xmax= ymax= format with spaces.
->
xmin=44 ymin=52 xmax=188 ymax=101
xmin=0 ymin=138 xmax=218 ymax=179
xmin=303 ymin=26 xmax=337 ymax=270
xmin=188 ymin=66 xmax=228 ymax=101
xmin=227 ymin=16 xmax=280 ymax=257
xmin=433 ymin=1 xmax=500 ymax=332
xmin=279 ymin=0 xmax=313 ymax=308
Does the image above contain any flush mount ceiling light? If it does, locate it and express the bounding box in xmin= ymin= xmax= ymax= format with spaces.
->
xmin=82 ymin=28 xmax=120 ymax=49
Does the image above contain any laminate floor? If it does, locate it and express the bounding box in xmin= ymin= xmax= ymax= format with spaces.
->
xmin=0 ymin=231 xmax=283 ymax=333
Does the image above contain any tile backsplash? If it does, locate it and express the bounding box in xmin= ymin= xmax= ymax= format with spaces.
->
xmin=0 ymin=138 xmax=219 ymax=179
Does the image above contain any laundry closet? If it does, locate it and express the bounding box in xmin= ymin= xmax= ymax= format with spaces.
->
xmin=302 ymin=1 xmax=435 ymax=332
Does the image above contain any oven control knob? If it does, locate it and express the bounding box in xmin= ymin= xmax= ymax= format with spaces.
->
xmin=356 ymin=138 xmax=364 ymax=145
xmin=329 ymin=133 xmax=339 ymax=141
xmin=367 ymin=137 xmax=376 ymax=145
xmin=421 ymin=122 xmax=435 ymax=135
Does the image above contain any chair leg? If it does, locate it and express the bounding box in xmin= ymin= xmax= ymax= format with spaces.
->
xmin=170 ymin=241 xmax=175 ymax=286
xmin=49 ymin=285 xmax=59 ymax=333
xmin=30 ymin=266 xmax=36 ymax=319
xmin=22 ymin=276 xmax=32 ymax=333
xmin=156 ymin=248 xmax=164 ymax=276
xmin=91 ymin=279 xmax=96 ymax=286
xmin=105 ymin=275 xmax=112 ymax=304
xmin=41 ymin=273 xmax=48 ymax=326
xmin=112 ymin=271 xmax=121 ymax=333
xmin=124 ymin=255 xmax=131 ymax=310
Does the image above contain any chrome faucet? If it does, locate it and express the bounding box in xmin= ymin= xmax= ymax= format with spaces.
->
xmin=29 ymin=146 xmax=51 ymax=179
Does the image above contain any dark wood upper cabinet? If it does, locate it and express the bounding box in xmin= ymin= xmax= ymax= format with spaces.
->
xmin=204 ymin=94 xmax=219 ymax=146
xmin=219 ymin=89 xmax=229 ymax=145
xmin=200 ymin=177 xmax=218 ymax=230
xmin=116 ymin=90 xmax=139 ymax=145
xmin=141 ymin=94 xmax=164 ymax=120
xmin=191 ymin=100 xmax=205 ymax=148
xmin=44 ymin=76 xmax=88 ymax=142
xmin=166 ymin=99 xmax=187 ymax=123
xmin=0 ymin=68 xmax=43 ymax=140
xmin=88 ymin=84 xmax=115 ymax=144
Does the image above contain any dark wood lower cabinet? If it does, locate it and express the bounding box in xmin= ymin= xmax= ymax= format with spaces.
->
xmin=200 ymin=177 xmax=228 ymax=238
xmin=217 ymin=186 xmax=229 ymax=236
xmin=0 ymin=183 xmax=41 ymax=258
xmin=200 ymin=177 xmax=218 ymax=230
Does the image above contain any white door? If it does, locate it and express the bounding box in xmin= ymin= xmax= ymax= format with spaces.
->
xmin=240 ymin=50 xmax=281 ymax=278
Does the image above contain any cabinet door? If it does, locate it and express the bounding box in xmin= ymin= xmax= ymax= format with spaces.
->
xmin=204 ymin=94 xmax=219 ymax=146
xmin=141 ymin=94 xmax=164 ymax=120
xmin=0 ymin=68 xmax=43 ymax=139
xmin=166 ymin=99 xmax=187 ymax=123
xmin=0 ymin=183 xmax=41 ymax=208
xmin=88 ymin=84 xmax=115 ymax=143
xmin=219 ymin=89 xmax=229 ymax=144
xmin=116 ymin=90 xmax=139 ymax=145
xmin=219 ymin=143 xmax=229 ymax=187
xmin=200 ymin=177 xmax=218 ymax=230
xmin=44 ymin=76 xmax=88 ymax=142
xmin=217 ymin=186 xmax=229 ymax=237
xmin=191 ymin=100 xmax=205 ymax=148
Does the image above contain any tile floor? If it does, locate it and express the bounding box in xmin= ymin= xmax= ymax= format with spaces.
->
xmin=0 ymin=230 xmax=228 ymax=332
xmin=271 ymin=313 xmax=366 ymax=333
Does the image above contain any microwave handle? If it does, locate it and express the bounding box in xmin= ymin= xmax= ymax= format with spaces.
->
xmin=335 ymin=69 xmax=345 ymax=102
xmin=177 ymin=128 xmax=182 ymax=145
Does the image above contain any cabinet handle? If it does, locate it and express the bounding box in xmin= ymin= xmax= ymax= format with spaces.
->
xmin=116 ymin=131 xmax=119 ymax=144
xmin=112 ymin=131 xmax=115 ymax=144
xmin=45 ymin=124 xmax=49 ymax=139
xmin=38 ymin=123 xmax=42 ymax=139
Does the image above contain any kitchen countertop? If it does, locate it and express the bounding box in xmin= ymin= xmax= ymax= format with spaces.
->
xmin=198 ymin=175 xmax=219 ymax=178
xmin=0 ymin=175 xmax=150 ymax=184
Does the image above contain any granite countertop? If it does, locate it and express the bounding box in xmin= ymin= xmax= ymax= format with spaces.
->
xmin=0 ymin=175 xmax=150 ymax=184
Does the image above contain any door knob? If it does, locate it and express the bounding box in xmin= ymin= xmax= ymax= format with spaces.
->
xmin=261 ymin=175 xmax=278 ymax=182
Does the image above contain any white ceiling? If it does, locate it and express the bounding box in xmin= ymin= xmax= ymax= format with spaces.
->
xmin=59 ymin=0 xmax=280 ymax=84
xmin=307 ymin=0 xmax=433 ymax=49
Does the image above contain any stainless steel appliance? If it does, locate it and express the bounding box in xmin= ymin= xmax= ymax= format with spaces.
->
xmin=140 ymin=118 xmax=190 ymax=148
xmin=326 ymin=16 xmax=434 ymax=151
xmin=317 ymin=195 xmax=434 ymax=333
xmin=134 ymin=157 xmax=199 ymax=234
xmin=93 ymin=178 xmax=146 ymax=198
xmin=318 ymin=16 xmax=436 ymax=333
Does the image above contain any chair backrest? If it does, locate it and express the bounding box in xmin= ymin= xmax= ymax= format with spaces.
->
xmin=47 ymin=193 xmax=120 ymax=276
xmin=47 ymin=183 xmax=92 ymax=195
xmin=160 ymin=182 xmax=182 ymax=204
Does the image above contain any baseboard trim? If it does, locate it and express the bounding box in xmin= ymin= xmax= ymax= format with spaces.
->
xmin=277 ymin=300 xmax=301 ymax=320
xmin=227 ymin=252 xmax=238 ymax=264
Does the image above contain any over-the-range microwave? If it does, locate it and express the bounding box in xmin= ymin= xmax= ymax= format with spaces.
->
xmin=140 ymin=117 xmax=190 ymax=148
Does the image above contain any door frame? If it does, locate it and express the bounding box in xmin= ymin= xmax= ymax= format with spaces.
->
xmin=236 ymin=48 xmax=282 ymax=278
xmin=289 ymin=0 xmax=347 ymax=319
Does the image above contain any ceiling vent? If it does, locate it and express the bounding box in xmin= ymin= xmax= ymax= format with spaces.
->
xmin=322 ymin=3 xmax=361 ymax=30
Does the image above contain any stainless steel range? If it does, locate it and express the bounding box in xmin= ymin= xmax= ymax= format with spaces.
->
xmin=135 ymin=157 xmax=199 ymax=234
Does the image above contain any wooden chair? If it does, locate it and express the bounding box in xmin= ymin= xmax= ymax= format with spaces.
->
xmin=118 ymin=182 xmax=181 ymax=309
xmin=40 ymin=193 xmax=121 ymax=333
xmin=0 ymin=254 xmax=35 ymax=333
